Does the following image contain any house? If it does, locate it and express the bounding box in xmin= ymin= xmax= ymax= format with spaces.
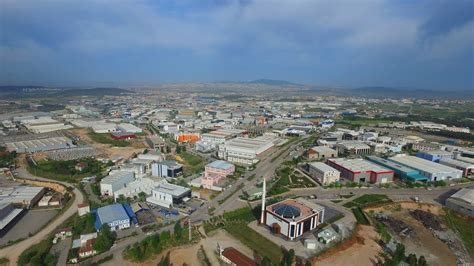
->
xmin=75 ymin=162 xmax=88 ymax=172
xmin=78 ymin=239 xmax=97 ymax=258
xmin=78 ymin=203 xmax=90 ymax=217
xmin=54 ymin=228 xmax=72 ymax=239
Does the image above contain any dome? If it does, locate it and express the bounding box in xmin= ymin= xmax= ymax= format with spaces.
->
xmin=273 ymin=204 xmax=301 ymax=219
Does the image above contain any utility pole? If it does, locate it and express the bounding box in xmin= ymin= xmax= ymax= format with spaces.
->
xmin=188 ymin=219 xmax=192 ymax=242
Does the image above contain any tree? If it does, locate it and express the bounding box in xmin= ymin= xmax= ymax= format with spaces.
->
xmin=93 ymin=224 xmax=115 ymax=253
xmin=418 ymin=256 xmax=427 ymax=266
xmin=174 ymin=221 xmax=183 ymax=240
xmin=166 ymin=146 xmax=171 ymax=153
xmin=176 ymin=146 xmax=182 ymax=154
xmin=138 ymin=192 xmax=147 ymax=202
xmin=260 ymin=257 xmax=271 ymax=266
xmin=282 ymin=249 xmax=295 ymax=266
xmin=406 ymin=253 xmax=417 ymax=266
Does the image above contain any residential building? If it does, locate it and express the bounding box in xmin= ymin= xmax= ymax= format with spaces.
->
xmin=78 ymin=203 xmax=90 ymax=217
xmin=326 ymin=158 xmax=394 ymax=184
xmin=307 ymin=162 xmax=340 ymax=185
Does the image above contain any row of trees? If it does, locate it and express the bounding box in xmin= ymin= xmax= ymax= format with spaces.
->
xmin=384 ymin=243 xmax=427 ymax=266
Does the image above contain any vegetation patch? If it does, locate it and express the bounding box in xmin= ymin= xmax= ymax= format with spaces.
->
xmin=27 ymin=157 xmax=105 ymax=182
xmin=443 ymin=208 xmax=474 ymax=257
xmin=88 ymin=131 xmax=130 ymax=147
xmin=352 ymin=207 xmax=370 ymax=225
xmin=352 ymin=194 xmax=392 ymax=207
xmin=0 ymin=146 xmax=17 ymax=167
xmin=18 ymin=237 xmax=56 ymax=266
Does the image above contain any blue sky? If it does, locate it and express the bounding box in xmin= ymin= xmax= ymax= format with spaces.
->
xmin=0 ymin=0 xmax=473 ymax=90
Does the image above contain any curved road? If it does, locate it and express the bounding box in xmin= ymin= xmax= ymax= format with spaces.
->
xmin=0 ymin=167 xmax=84 ymax=265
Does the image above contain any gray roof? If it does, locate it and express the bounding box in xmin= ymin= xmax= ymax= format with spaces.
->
xmin=450 ymin=188 xmax=474 ymax=205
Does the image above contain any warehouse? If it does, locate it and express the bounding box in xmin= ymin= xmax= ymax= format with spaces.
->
xmin=307 ymin=162 xmax=340 ymax=185
xmin=306 ymin=146 xmax=337 ymax=160
xmin=445 ymin=187 xmax=474 ymax=217
xmin=146 ymin=183 xmax=191 ymax=208
xmin=264 ymin=198 xmax=325 ymax=241
xmin=0 ymin=202 xmax=23 ymax=234
xmin=388 ymin=155 xmax=463 ymax=181
xmin=92 ymin=123 xmax=117 ymax=133
xmin=336 ymin=141 xmax=371 ymax=156
xmin=113 ymin=178 xmax=161 ymax=200
xmin=367 ymin=156 xmax=428 ymax=182
xmin=94 ymin=203 xmax=137 ymax=231
xmin=0 ymin=186 xmax=45 ymax=208
xmin=218 ymin=136 xmax=276 ymax=165
xmin=116 ymin=123 xmax=143 ymax=133
xmin=416 ymin=150 xmax=454 ymax=162
xmin=5 ymin=137 xmax=75 ymax=153
xmin=151 ymin=160 xmax=183 ymax=178
xmin=100 ymin=171 xmax=135 ymax=196
xmin=326 ymin=158 xmax=394 ymax=184
xmin=25 ymin=123 xmax=73 ymax=133
xmin=175 ymin=132 xmax=200 ymax=143
xmin=439 ymin=159 xmax=474 ymax=177
xmin=145 ymin=136 xmax=166 ymax=149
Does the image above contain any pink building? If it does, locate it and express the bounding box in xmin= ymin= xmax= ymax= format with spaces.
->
xmin=201 ymin=160 xmax=235 ymax=189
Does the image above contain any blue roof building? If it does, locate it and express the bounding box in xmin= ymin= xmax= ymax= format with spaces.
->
xmin=94 ymin=203 xmax=135 ymax=231
xmin=207 ymin=160 xmax=234 ymax=170
xmin=416 ymin=151 xmax=454 ymax=162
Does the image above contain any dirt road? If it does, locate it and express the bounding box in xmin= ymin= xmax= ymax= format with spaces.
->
xmin=0 ymin=168 xmax=84 ymax=265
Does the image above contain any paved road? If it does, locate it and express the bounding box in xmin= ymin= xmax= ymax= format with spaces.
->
xmin=0 ymin=167 xmax=84 ymax=265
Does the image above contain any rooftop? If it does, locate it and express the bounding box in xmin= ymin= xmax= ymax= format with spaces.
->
xmin=449 ymin=187 xmax=474 ymax=205
xmin=389 ymin=155 xmax=463 ymax=175
xmin=207 ymin=160 xmax=234 ymax=170
xmin=328 ymin=158 xmax=392 ymax=173
xmin=101 ymin=171 xmax=134 ymax=185
xmin=267 ymin=198 xmax=324 ymax=222
xmin=308 ymin=162 xmax=339 ymax=173
xmin=154 ymin=182 xmax=190 ymax=197
xmin=96 ymin=204 xmax=130 ymax=225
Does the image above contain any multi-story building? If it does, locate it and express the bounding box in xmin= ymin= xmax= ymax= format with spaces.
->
xmin=151 ymin=160 xmax=183 ymax=178
xmin=306 ymin=146 xmax=337 ymax=160
xmin=218 ymin=136 xmax=275 ymax=165
xmin=146 ymin=183 xmax=191 ymax=208
xmin=336 ymin=141 xmax=371 ymax=156
xmin=201 ymin=160 xmax=235 ymax=189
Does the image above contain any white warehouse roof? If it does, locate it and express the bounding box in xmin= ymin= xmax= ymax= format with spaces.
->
xmin=389 ymin=155 xmax=463 ymax=175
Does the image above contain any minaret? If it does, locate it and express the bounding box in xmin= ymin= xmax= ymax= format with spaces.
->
xmin=260 ymin=177 xmax=266 ymax=224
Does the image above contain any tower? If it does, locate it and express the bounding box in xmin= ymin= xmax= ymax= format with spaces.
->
xmin=260 ymin=177 xmax=266 ymax=224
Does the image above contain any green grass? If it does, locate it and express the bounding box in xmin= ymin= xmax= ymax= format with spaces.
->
xmin=223 ymin=206 xmax=257 ymax=222
xmin=178 ymin=152 xmax=204 ymax=176
xmin=88 ymin=131 xmax=130 ymax=147
xmin=343 ymin=201 xmax=359 ymax=208
xmin=224 ymin=222 xmax=282 ymax=265
xmin=443 ymin=208 xmax=474 ymax=257
xmin=27 ymin=157 xmax=104 ymax=183
xmin=352 ymin=207 xmax=370 ymax=225
xmin=352 ymin=194 xmax=392 ymax=207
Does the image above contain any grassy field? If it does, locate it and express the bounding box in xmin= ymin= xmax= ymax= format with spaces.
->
xmin=352 ymin=194 xmax=392 ymax=207
xmin=178 ymin=152 xmax=205 ymax=176
xmin=352 ymin=207 xmax=370 ymax=225
xmin=27 ymin=157 xmax=104 ymax=182
xmin=443 ymin=208 xmax=474 ymax=257
xmin=224 ymin=222 xmax=282 ymax=264
xmin=88 ymin=131 xmax=130 ymax=147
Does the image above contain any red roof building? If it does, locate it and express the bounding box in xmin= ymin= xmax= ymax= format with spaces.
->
xmin=111 ymin=132 xmax=136 ymax=140
xmin=220 ymin=247 xmax=257 ymax=266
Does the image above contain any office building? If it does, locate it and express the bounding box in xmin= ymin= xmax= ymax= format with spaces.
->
xmin=146 ymin=183 xmax=191 ymax=208
xmin=151 ymin=160 xmax=183 ymax=178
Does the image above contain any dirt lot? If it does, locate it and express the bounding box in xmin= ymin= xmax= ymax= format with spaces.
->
xmin=69 ymin=128 xmax=145 ymax=160
xmin=313 ymin=225 xmax=382 ymax=266
xmin=109 ymin=230 xmax=254 ymax=266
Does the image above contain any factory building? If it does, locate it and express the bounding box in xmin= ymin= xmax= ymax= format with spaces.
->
xmin=146 ymin=183 xmax=191 ymax=208
xmin=0 ymin=202 xmax=23 ymax=234
xmin=5 ymin=137 xmax=75 ymax=153
xmin=113 ymin=178 xmax=161 ymax=200
xmin=218 ymin=136 xmax=276 ymax=165
xmin=263 ymin=198 xmax=325 ymax=241
xmin=416 ymin=150 xmax=454 ymax=162
xmin=94 ymin=203 xmax=137 ymax=231
xmin=92 ymin=123 xmax=117 ymax=133
xmin=110 ymin=132 xmax=136 ymax=140
xmin=336 ymin=141 xmax=371 ymax=156
xmin=151 ymin=160 xmax=183 ymax=178
xmin=145 ymin=136 xmax=166 ymax=149
xmin=201 ymin=160 xmax=235 ymax=189
xmin=367 ymin=156 xmax=428 ymax=182
xmin=445 ymin=187 xmax=474 ymax=217
xmin=195 ymin=129 xmax=247 ymax=152
xmin=410 ymin=142 xmax=440 ymax=152
xmin=175 ymin=132 xmax=200 ymax=143
xmin=307 ymin=162 xmax=340 ymax=185
xmin=306 ymin=146 xmax=337 ymax=160
xmin=100 ymin=171 xmax=135 ymax=196
xmin=439 ymin=159 xmax=474 ymax=177
xmin=0 ymin=186 xmax=45 ymax=208
xmin=116 ymin=123 xmax=143 ymax=133
xmin=326 ymin=158 xmax=394 ymax=184
xmin=388 ymin=155 xmax=463 ymax=181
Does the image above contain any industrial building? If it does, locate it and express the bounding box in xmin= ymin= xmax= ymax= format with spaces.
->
xmin=92 ymin=122 xmax=117 ymax=133
xmin=146 ymin=183 xmax=191 ymax=208
xmin=113 ymin=178 xmax=161 ymax=200
xmin=0 ymin=186 xmax=45 ymax=208
xmin=145 ymin=136 xmax=166 ymax=149
xmin=388 ymin=155 xmax=463 ymax=181
xmin=151 ymin=160 xmax=183 ymax=178
xmin=0 ymin=202 xmax=23 ymax=233
xmin=5 ymin=137 xmax=75 ymax=153
xmin=326 ymin=158 xmax=394 ymax=184
xmin=307 ymin=162 xmax=340 ymax=185
xmin=367 ymin=156 xmax=428 ymax=182
xmin=263 ymin=198 xmax=325 ymax=241
xmin=218 ymin=136 xmax=276 ymax=165
xmin=200 ymin=160 xmax=235 ymax=189
xmin=100 ymin=171 xmax=135 ymax=196
xmin=416 ymin=150 xmax=454 ymax=162
xmin=110 ymin=132 xmax=136 ymax=140
xmin=306 ymin=146 xmax=337 ymax=160
xmin=195 ymin=129 xmax=247 ymax=152
xmin=445 ymin=187 xmax=474 ymax=217
xmin=336 ymin=141 xmax=371 ymax=156
xmin=439 ymin=159 xmax=474 ymax=177
xmin=116 ymin=123 xmax=143 ymax=133
xmin=94 ymin=203 xmax=137 ymax=231
xmin=175 ymin=132 xmax=200 ymax=143
xmin=218 ymin=246 xmax=257 ymax=266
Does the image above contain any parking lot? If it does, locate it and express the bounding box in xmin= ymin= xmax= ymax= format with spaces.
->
xmin=0 ymin=209 xmax=58 ymax=246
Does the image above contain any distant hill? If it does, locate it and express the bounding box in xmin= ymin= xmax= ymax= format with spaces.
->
xmin=0 ymin=86 xmax=133 ymax=97
xmin=58 ymin=87 xmax=133 ymax=96
xmin=351 ymin=87 xmax=474 ymax=100
xmin=247 ymin=79 xmax=301 ymax=86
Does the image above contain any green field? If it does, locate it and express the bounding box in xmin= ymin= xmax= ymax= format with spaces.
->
xmin=443 ymin=209 xmax=474 ymax=257
xmin=224 ymin=222 xmax=282 ymax=264
xmin=28 ymin=157 xmax=104 ymax=182
xmin=178 ymin=152 xmax=204 ymax=176
xmin=352 ymin=207 xmax=370 ymax=225
xmin=88 ymin=131 xmax=130 ymax=147
xmin=352 ymin=194 xmax=392 ymax=207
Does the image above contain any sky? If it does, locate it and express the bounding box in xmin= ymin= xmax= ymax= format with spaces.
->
xmin=0 ymin=0 xmax=473 ymax=90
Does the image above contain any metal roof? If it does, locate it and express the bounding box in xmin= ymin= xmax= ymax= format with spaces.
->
xmin=389 ymin=155 xmax=463 ymax=175
xmin=96 ymin=204 xmax=130 ymax=226
xmin=450 ymin=188 xmax=474 ymax=205
xmin=328 ymin=158 xmax=391 ymax=173
xmin=207 ymin=160 xmax=234 ymax=170
xmin=308 ymin=162 xmax=339 ymax=173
